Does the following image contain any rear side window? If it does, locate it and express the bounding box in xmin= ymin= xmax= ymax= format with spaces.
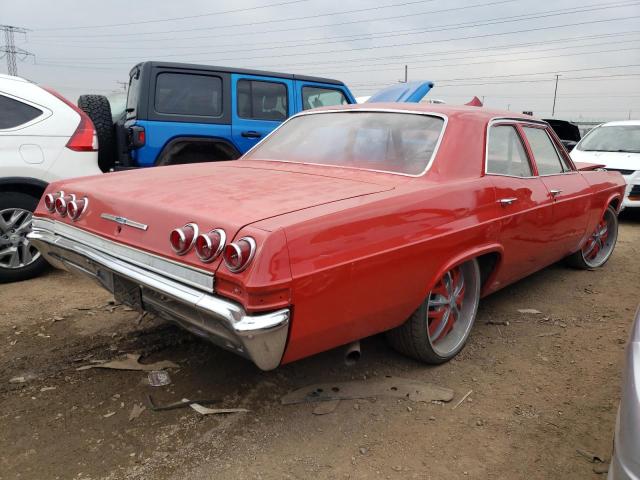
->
xmin=486 ymin=125 xmax=532 ymax=177
xmin=302 ymin=86 xmax=348 ymax=110
xmin=155 ymin=73 xmax=222 ymax=117
xmin=0 ymin=94 xmax=42 ymax=129
xmin=237 ymin=80 xmax=287 ymax=121
xmin=523 ymin=127 xmax=565 ymax=175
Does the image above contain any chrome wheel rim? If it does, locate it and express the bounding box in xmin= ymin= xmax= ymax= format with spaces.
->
xmin=0 ymin=208 xmax=40 ymax=269
xmin=427 ymin=262 xmax=480 ymax=358
xmin=581 ymin=209 xmax=617 ymax=268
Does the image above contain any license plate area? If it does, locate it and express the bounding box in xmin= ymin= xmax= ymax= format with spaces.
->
xmin=113 ymin=275 xmax=143 ymax=311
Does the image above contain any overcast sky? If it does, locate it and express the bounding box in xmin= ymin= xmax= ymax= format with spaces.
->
xmin=3 ymin=0 xmax=639 ymax=120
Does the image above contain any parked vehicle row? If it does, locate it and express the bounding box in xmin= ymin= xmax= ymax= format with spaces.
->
xmin=28 ymin=104 xmax=626 ymax=370
xmin=570 ymin=120 xmax=640 ymax=211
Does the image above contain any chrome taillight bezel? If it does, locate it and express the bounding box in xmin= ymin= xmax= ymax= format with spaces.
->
xmin=67 ymin=197 xmax=89 ymax=221
xmin=223 ymin=236 xmax=256 ymax=273
xmin=195 ymin=228 xmax=226 ymax=263
xmin=44 ymin=190 xmax=64 ymax=212
xmin=170 ymin=223 xmax=198 ymax=255
xmin=54 ymin=194 xmax=75 ymax=217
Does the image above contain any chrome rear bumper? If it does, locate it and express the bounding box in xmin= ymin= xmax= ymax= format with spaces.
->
xmin=28 ymin=218 xmax=290 ymax=371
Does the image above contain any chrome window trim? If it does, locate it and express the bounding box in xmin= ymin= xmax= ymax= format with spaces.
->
xmin=32 ymin=217 xmax=214 ymax=291
xmin=484 ymin=117 xmax=577 ymax=178
xmin=241 ymin=108 xmax=449 ymax=178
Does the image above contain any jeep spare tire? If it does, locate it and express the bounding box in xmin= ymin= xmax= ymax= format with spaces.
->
xmin=78 ymin=94 xmax=115 ymax=172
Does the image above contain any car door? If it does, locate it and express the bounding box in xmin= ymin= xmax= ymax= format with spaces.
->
xmin=520 ymin=124 xmax=591 ymax=257
xmin=231 ymin=75 xmax=294 ymax=153
xmin=485 ymin=122 xmax=556 ymax=285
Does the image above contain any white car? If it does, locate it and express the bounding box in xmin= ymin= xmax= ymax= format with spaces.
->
xmin=570 ymin=120 xmax=640 ymax=210
xmin=0 ymin=74 xmax=101 ymax=282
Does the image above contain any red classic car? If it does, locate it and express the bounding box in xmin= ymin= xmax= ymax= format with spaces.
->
xmin=28 ymin=104 xmax=625 ymax=370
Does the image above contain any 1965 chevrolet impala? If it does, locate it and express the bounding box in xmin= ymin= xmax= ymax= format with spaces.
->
xmin=28 ymin=104 xmax=625 ymax=370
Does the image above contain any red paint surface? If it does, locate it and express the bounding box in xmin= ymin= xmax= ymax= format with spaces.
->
xmin=35 ymin=104 xmax=626 ymax=366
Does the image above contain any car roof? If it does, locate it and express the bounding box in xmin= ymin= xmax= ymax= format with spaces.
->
xmin=0 ymin=74 xmax=31 ymax=84
xmin=302 ymin=102 xmax=547 ymax=124
xmin=598 ymin=120 xmax=640 ymax=127
xmin=131 ymin=61 xmax=346 ymax=86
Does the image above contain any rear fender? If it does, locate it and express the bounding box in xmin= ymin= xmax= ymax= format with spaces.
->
xmin=424 ymin=244 xmax=504 ymax=299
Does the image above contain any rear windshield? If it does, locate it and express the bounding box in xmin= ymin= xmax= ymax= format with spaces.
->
xmin=244 ymin=111 xmax=445 ymax=175
xmin=577 ymin=125 xmax=640 ymax=153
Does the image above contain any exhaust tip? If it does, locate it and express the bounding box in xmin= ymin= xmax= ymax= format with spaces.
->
xmin=344 ymin=341 xmax=361 ymax=366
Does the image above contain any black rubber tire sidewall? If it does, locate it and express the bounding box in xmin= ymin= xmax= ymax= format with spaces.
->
xmin=78 ymin=94 xmax=115 ymax=172
xmin=0 ymin=191 xmax=48 ymax=283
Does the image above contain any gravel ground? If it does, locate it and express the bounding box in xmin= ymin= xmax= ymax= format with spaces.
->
xmin=1 ymin=211 xmax=639 ymax=480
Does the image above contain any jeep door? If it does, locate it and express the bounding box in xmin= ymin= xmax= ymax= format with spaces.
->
xmin=231 ymin=74 xmax=294 ymax=153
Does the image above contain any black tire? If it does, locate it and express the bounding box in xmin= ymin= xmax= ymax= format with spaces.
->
xmin=0 ymin=192 xmax=49 ymax=283
xmin=78 ymin=94 xmax=115 ymax=172
xmin=566 ymin=206 xmax=618 ymax=269
xmin=386 ymin=259 xmax=481 ymax=364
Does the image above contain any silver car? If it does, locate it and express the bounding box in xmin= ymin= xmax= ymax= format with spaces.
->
xmin=610 ymin=306 xmax=640 ymax=479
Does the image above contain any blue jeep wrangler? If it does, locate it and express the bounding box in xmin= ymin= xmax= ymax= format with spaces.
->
xmin=78 ymin=61 xmax=359 ymax=171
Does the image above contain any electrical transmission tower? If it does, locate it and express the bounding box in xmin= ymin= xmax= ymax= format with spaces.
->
xmin=0 ymin=25 xmax=33 ymax=76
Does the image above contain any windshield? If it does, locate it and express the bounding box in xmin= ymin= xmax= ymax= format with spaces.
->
xmin=577 ymin=125 xmax=640 ymax=153
xmin=244 ymin=111 xmax=445 ymax=175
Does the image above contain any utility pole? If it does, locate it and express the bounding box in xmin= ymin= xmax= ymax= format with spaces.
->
xmin=399 ymin=65 xmax=408 ymax=83
xmin=116 ymin=80 xmax=128 ymax=91
xmin=0 ymin=25 xmax=33 ymax=76
xmin=551 ymin=74 xmax=560 ymax=117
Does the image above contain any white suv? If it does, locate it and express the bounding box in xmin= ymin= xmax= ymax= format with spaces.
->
xmin=0 ymin=74 xmax=102 ymax=282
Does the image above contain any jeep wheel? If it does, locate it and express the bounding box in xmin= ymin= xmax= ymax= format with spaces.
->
xmin=0 ymin=192 xmax=48 ymax=283
xmin=78 ymin=94 xmax=115 ymax=172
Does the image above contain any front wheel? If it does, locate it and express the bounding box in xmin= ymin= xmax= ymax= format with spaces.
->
xmin=0 ymin=192 xmax=48 ymax=283
xmin=566 ymin=206 xmax=618 ymax=269
xmin=387 ymin=258 xmax=481 ymax=364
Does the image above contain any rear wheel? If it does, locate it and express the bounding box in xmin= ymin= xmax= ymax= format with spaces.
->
xmin=387 ymin=259 xmax=481 ymax=364
xmin=0 ymin=192 xmax=48 ymax=283
xmin=567 ymin=206 xmax=618 ymax=269
xmin=78 ymin=94 xmax=115 ymax=172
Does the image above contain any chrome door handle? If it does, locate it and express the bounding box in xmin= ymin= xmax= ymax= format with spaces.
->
xmin=550 ymin=189 xmax=563 ymax=197
xmin=498 ymin=198 xmax=518 ymax=206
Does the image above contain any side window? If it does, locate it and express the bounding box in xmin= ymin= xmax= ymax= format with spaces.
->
xmin=302 ymin=86 xmax=348 ymax=110
xmin=522 ymin=127 xmax=565 ymax=175
xmin=237 ymin=80 xmax=287 ymax=121
xmin=486 ymin=125 xmax=532 ymax=177
xmin=0 ymin=95 xmax=42 ymax=129
xmin=154 ymin=73 xmax=222 ymax=117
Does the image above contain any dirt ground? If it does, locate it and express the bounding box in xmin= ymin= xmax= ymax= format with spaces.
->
xmin=1 ymin=211 xmax=639 ymax=480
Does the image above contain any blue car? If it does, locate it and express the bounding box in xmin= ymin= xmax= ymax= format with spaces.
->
xmin=77 ymin=62 xmax=433 ymax=171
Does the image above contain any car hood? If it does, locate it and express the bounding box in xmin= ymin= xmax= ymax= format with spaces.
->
xmin=366 ymin=80 xmax=434 ymax=103
xmin=570 ymin=149 xmax=640 ymax=171
xmin=42 ymin=161 xmax=395 ymax=268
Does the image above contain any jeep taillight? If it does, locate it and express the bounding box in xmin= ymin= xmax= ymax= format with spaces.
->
xmin=43 ymin=87 xmax=98 ymax=152
xmin=223 ymin=237 xmax=256 ymax=273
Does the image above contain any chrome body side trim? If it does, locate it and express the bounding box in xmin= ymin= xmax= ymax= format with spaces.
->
xmin=32 ymin=217 xmax=213 ymax=291
xmin=28 ymin=220 xmax=290 ymax=371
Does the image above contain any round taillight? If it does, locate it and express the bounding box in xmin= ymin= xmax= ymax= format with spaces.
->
xmin=44 ymin=191 xmax=65 ymax=212
xmin=68 ymin=197 xmax=88 ymax=221
xmin=54 ymin=196 xmax=68 ymax=216
xmin=169 ymin=223 xmax=198 ymax=255
xmin=223 ymin=236 xmax=256 ymax=273
xmin=195 ymin=228 xmax=226 ymax=263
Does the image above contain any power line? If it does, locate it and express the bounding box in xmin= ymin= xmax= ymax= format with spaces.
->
xmin=31 ymin=0 xmax=634 ymax=40
xmin=31 ymin=0 xmax=442 ymax=38
xmin=36 ymin=6 xmax=640 ymax=66
xmin=0 ymin=25 xmax=33 ymax=76
xmin=33 ymin=0 xmax=312 ymax=31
